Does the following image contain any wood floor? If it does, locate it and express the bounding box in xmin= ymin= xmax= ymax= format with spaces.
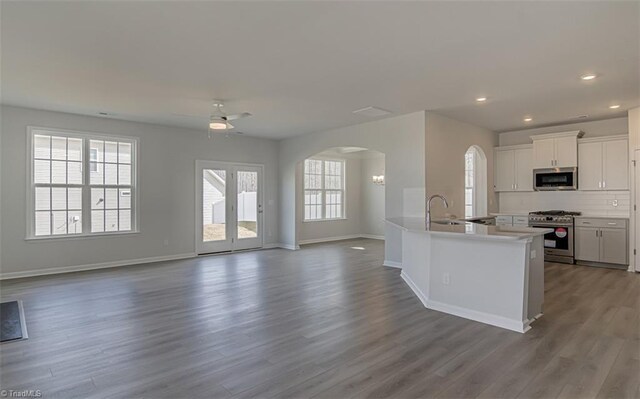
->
xmin=1 ymin=238 xmax=638 ymax=398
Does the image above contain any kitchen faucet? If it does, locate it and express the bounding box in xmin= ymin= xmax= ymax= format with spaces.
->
xmin=426 ymin=194 xmax=449 ymax=229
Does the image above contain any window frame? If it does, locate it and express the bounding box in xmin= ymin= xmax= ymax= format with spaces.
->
xmin=26 ymin=126 xmax=140 ymax=240
xmin=302 ymin=157 xmax=346 ymax=222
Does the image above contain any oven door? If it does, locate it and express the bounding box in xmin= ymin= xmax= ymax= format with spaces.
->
xmin=532 ymin=225 xmax=574 ymax=257
xmin=534 ymin=168 xmax=578 ymax=191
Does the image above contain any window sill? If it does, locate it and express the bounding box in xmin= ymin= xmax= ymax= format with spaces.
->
xmin=25 ymin=230 xmax=141 ymax=242
xmin=302 ymin=218 xmax=348 ymax=223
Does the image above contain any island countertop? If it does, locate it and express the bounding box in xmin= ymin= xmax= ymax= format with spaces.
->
xmin=386 ymin=217 xmax=553 ymax=241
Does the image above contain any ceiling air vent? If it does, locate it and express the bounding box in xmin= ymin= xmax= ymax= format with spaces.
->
xmin=352 ymin=106 xmax=392 ymax=117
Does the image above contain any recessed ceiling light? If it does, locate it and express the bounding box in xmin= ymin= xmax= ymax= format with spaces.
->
xmin=581 ymin=73 xmax=597 ymax=81
xmin=524 ymin=117 xmax=533 ymax=122
xmin=609 ymin=104 xmax=620 ymax=109
xmin=476 ymin=97 xmax=487 ymax=102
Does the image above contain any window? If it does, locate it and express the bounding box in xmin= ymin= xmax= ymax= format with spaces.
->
xmin=464 ymin=149 xmax=476 ymax=219
xmin=29 ymin=128 xmax=137 ymax=238
xmin=303 ymin=159 xmax=345 ymax=221
xmin=464 ymin=146 xmax=487 ymax=219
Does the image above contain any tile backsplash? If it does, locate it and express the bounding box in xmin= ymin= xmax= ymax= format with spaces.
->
xmin=499 ymin=191 xmax=630 ymax=217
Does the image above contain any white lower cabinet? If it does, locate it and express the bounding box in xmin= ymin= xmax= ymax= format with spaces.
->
xmin=575 ymin=218 xmax=628 ymax=266
xmin=600 ymin=228 xmax=628 ymax=265
xmin=495 ymin=215 xmax=529 ymax=226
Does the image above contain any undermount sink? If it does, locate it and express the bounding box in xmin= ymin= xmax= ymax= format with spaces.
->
xmin=431 ymin=219 xmax=465 ymax=225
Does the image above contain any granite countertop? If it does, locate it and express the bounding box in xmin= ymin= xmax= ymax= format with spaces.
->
xmin=490 ymin=212 xmax=531 ymax=217
xmin=575 ymin=214 xmax=630 ymax=219
xmin=386 ymin=217 xmax=553 ymax=241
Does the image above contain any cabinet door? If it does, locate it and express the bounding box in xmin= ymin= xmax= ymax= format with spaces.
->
xmin=578 ymin=142 xmax=603 ymax=191
xmin=575 ymin=227 xmax=600 ymax=262
xmin=554 ymin=136 xmax=578 ymax=167
xmin=495 ymin=150 xmax=515 ymax=191
xmin=603 ymin=139 xmax=629 ymax=190
xmin=600 ymin=228 xmax=628 ymax=265
xmin=533 ymin=138 xmax=556 ymax=168
xmin=514 ymin=148 xmax=533 ymax=191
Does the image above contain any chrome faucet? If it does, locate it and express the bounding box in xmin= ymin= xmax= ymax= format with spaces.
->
xmin=426 ymin=194 xmax=449 ymax=229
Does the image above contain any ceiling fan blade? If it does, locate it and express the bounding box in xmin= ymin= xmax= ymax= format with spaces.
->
xmin=224 ymin=112 xmax=252 ymax=121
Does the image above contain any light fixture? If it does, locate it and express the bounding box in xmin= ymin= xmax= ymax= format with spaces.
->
xmin=476 ymin=97 xmax=487 ymax=102
xmin=581 ymin=73 xmax=597 ymax=81
xmin=372 ymin=175 xmax=385 ymax=185
xmin=209 ymin=119 xmax=233 ymax=130
xmin=609 ymin=104 xmax=620 ymax=109
xmin=524 ymin=117 xmax=533 ymax=122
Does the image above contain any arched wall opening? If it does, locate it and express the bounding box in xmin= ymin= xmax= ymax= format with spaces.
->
xmin=277 ymin=111 xmax=427 ymax=265
xmin=295 ymin=147 xmax=386 ymax=245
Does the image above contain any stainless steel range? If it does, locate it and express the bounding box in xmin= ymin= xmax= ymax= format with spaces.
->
xmin=528 ymin=210 xmax=581 ymax=264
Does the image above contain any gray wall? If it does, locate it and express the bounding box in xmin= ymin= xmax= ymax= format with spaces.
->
xmin=498 ymin=117 xmax=628 ymax=146
xmin=360 ymin=154 xmax=386 ymax=237
xmin=425 ymin=112 xmax=499 ymax=219
xmin=278 ymin=111 xmax=426 ymax=263
xmin=0 ymin=106 xmax=280 ymax=275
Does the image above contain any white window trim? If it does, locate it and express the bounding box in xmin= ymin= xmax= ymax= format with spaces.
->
xmin=25 ymin=126 xmax=140 ymax=240
xmin=302 ymin=157 xmax=347 ymax=222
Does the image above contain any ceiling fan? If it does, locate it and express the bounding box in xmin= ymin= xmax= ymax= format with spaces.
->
xmin=208 ymin=100 xmax=251 ymax=134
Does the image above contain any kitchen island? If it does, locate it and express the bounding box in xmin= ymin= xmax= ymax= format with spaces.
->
xmin=386 ymin=217 xmax=553 ymax=333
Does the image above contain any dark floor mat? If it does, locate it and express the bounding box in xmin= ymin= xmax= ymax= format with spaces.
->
xmin=1 ymin=301 xmax=24 ymax=342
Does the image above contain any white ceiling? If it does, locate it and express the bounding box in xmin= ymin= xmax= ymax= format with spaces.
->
xmin=2 ymin=1 xmax=638 ymax=139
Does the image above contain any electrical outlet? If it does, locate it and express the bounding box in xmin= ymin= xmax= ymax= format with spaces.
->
xmin=530 ymin=250 xmax=536 ymax=259
xmin=612 ymin=200 xmax=618 ymax=207
xmin=442 ymin=273 xmax=450 ymax=285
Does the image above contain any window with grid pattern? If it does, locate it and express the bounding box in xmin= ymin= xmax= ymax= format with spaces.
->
xmin=29 ymin=128 xmax=137 ymax=238
xmin=303 ymin=159 xmax=345 ymax=221
xmin=464 ymin=148 xmax=476 ymax=219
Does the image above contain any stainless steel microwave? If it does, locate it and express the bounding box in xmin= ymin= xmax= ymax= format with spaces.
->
xmin=533 ymin=167 xmax=578 ymax=191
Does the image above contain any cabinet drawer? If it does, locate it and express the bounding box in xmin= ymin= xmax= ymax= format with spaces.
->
xmin=575 ymin=218 xmax=628 ymax=229
xmin=496 ymin=216 xmax=513 ymax=225
xmin=513 ymin=216 xmax=529 ymax=225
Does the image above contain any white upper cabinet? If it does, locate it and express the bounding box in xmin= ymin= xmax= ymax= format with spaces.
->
xmin=578 ymin=141 xmax=603 ymax=190
xmin=532 ymin=138 xmax=556 ymax=168
xmin=554 ymin=136 xmax=579 ymax=168
xmin=495 ymin=149 xmax=515 ymax=192
xmin=514 ymin=148 xmax=533 ymax=191
xmin=603 ymin=138 xmax=629 ymax=190
xmin=531 ymin=131 xmax=583 ymax=169
xmin=494 ymin=146 xmax=533 ymax=192
xmin=578 ymin=136 xmax=628 ymax=191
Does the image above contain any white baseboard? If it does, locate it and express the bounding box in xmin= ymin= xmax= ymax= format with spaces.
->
xmin=360 ymin=234 xmax=385 ymax=240
xmin=263 ymin=243 xmax=300 ymax=250
xmin=298 ymin=234 xmax=362 ymax=245
xmin=383 ymin=260 xmax=402 ymax=268
xmin=400 ymin=271 xmax=427 ymax=305
xmin=0 ymin=252 xmax=197 ymax=280
xmin=299 ymin=234 xmax=385 ymax=245
xmin=401 ymin=271 xmax=528 ymax=333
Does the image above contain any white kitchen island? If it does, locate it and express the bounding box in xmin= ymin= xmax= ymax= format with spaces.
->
xmin=386 ymin=217 xmax=553 ymax=333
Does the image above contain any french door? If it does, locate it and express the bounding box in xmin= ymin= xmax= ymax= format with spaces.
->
xmin=196 ymin=161 xmax=263 ymax=254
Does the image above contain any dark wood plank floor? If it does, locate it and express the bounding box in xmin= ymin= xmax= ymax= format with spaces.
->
xmin=1 ymin=238 xmax=638 ymax=398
